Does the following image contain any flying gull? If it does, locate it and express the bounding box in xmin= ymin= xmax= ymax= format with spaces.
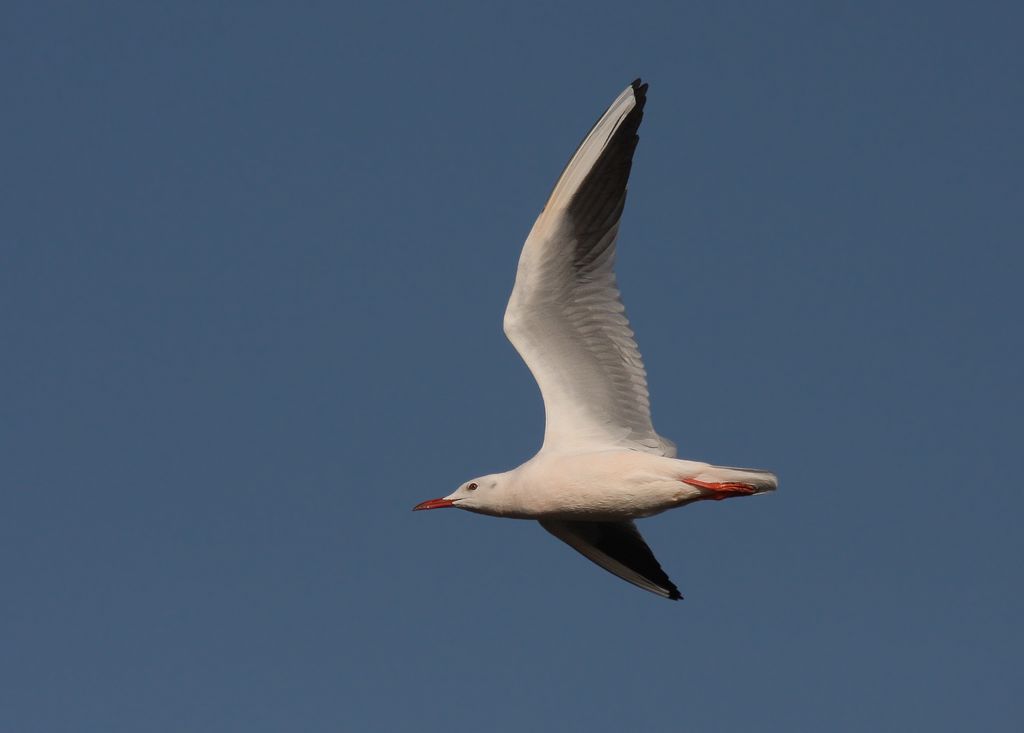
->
xmin=414 ymin=79 xmax=777 ymax=600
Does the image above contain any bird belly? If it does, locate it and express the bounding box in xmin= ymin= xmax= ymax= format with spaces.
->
xmin=502 ymin=451 xmax=706 ymax=520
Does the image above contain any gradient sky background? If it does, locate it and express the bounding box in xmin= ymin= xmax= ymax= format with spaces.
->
xmin=3 ymin=2 xmax=1022 ymax=731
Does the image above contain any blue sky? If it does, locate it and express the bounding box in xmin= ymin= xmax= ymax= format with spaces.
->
xmin=2 ymin=2 xmax=1021 ymax=731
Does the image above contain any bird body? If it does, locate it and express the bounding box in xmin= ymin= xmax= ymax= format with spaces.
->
xmin=443 ymin=451 xmax=775 ymax=522
xmin=415 ymin=79 xmax=777 ymax=600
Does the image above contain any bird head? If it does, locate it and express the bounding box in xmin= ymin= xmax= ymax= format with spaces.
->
xmin=413 ymin=475 xmax=504 ymax=514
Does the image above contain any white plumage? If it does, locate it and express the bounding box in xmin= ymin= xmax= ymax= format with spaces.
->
xmin=415 ymin=80 xmax=777 ymax=600
xmin=504 ymin=83 xmax=674 ymax=457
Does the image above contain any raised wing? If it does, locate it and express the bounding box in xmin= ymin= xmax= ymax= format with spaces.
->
xmin=539 ymin=519 xmax=681 ymax=600
xmin=503 ymin=80 xmax=675 ymax=456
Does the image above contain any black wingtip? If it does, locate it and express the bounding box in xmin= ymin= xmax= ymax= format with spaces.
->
xmin=630 ymin=78 xmax=649 ymax=104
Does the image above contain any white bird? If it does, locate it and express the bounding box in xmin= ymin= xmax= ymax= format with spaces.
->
xmin=414 ymin=79 xmax=777 ymax=600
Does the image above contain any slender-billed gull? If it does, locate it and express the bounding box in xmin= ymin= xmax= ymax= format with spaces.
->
xmin=414 ymin=80 xmax=777 ymax=600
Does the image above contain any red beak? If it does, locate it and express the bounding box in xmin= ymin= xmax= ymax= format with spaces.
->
xmin=412 ymin=497 xmax=456 ymax=511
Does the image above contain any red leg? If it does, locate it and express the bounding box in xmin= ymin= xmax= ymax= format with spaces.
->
xmin=682 ymin=477 xmax=759 ymax=500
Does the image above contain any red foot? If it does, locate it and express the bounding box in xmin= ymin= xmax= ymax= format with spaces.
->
xmin=682 ymin=478 xmax=759 ymax=501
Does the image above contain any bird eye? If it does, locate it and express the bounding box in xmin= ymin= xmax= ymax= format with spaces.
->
xmin=467 ymin=482 xmax=478 ymax=491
